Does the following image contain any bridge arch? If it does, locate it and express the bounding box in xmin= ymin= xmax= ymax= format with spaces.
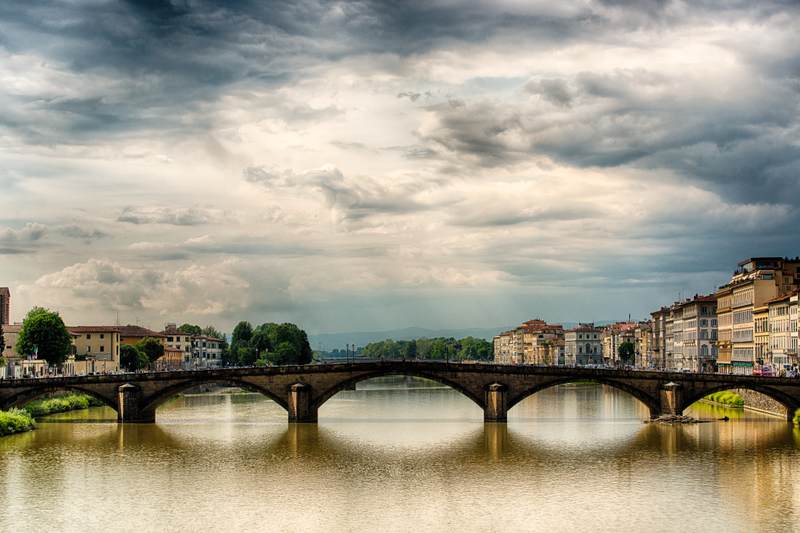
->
xmin=506 ymin=378 xmax=661 ymax=418
xmin=3 ymin=386 xmax=118 ymax=413
xmin=139 ymin=378 xmax=289 ymax=415
xmin=680 ymin=383 xmax=800 ymax=419
xmin=311 ymin=371 xmax=486 ymax=412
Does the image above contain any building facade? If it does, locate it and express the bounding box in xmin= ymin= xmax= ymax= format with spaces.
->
xmin=768 ymin=295 xmax=792 ymax=370
xmin=716 ymin=257 xmax=800 ymax=375
xmin=192 ymin=335 xmax=224 ymax=368
xmin=564 ymin=324 xmax=602 ymax=366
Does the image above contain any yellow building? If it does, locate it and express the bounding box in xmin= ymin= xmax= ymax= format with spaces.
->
xmin=68 ymin=326 xmax=121 ymax=374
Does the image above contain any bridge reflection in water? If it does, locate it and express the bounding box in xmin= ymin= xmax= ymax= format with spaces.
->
xmin=2 ymin=382 xmax=799 ymax=532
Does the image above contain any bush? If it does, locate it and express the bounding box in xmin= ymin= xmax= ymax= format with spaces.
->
xmin=705 ymin=391 xmax=744 ymax=407
xmin=0 ymin=408 xmax=36 ymax=436
xmin=794 ymin=409 xmax=799 ymax=427
xmin=24 ymin=393 xmax=100 ymax=418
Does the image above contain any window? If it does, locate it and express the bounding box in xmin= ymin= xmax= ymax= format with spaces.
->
xmin=168 ymin=337 xmax=173 ymax=342
xmin=100 ymin=345 xmax=105 ymax=352
xmin=86 ymin=334 xmax=91 ymax=339
xmin=100 ymin=333 xmax=104 ymax=339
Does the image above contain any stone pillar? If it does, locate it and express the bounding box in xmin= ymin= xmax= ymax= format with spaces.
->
xmin=117 ymin=384 xmax=154 ymax=423
xmin=484 ymin=383 xmax=508 ymax=422
xmin=658 ymin=382 xmax=683 ymax=417
xmin=288 ymin=383 xmax=317 ymax=423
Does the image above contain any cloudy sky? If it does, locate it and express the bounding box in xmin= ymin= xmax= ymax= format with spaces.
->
xmin=1 ymin=0 xmax=798 ymax=334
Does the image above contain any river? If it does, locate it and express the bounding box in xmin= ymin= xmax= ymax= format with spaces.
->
xmin=1 ymin=378 xmax=798 ymax=532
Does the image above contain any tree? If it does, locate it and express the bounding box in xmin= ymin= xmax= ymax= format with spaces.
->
xmin=250 ymin=328 xmax=273 ymax=357
xmin=120 ymin=345 xmax=149 ymax=371
xmin=202 ymin=326 xmax=225 ymax=340
xmin=405 ymin=340 xmax=417 ymax=360
xmin=229 ymin=321 xmax=253 ymax=365
xmin=178 ymin=323 xmax=202 ymax=336
xmin=618 ymin=341 xmax=636 ymax=366
xmin=271 ymin=341 xmax=299 ymax=365
xmin=17 ymin=307 xmax=72 ymax=366
xmin=136 ymin=337 xmax=165 ymax=363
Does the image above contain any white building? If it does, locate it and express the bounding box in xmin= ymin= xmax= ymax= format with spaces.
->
xmin=564 ymin=324 xmax=602 ymax=366
xmin=192 ymin=335 xmax=224 ymax=368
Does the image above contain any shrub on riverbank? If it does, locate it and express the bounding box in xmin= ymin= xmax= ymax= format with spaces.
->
xmin=705 ymin=391 xmax=744 ymax=407
xmin=794 ymin=409 xmax=799 ymax=427
xmin=24 ymin=394 xmax=103 ymax=418
xmin=0 ymin=408 xmax=36 ymax=436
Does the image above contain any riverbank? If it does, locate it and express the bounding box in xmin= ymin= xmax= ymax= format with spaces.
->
xmin=0 ymin=408 xmax=36 ymax=436
xmin=0 ymin=393 xmax=104 ymax=437
xmin=704 ymin=391 xmax=744 ymax=407
xmin=24 ymin=393 xmax=104 ymax=418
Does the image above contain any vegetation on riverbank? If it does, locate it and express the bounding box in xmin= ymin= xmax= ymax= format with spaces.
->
xmin=794 ymin=409 xmax=799 ymax=427
xmin=704 ymin=391 xmax=744 ymax=408
xmin=24 ymin=393 xmax=104 ymax=418
xmin=0 ymin=408 xmax=36 ymax=436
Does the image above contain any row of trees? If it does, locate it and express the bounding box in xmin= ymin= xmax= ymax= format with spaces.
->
xmin=360 ymin=336 xmax=493 ymax=361
xmin=228 ymin=321 xmax=312 ymax=366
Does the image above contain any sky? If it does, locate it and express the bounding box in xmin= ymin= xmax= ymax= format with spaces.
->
xmin=1 ymin=0 xmax=799 ymax=334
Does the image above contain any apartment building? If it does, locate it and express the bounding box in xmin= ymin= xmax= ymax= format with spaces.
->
xmin=715 ymin=286 xmax=733 ymax=373
xmin=790 ymin=294 xmax=798 ymax=368
xmin=492 ymin=319 xmax=564 ymax=364
xmin=192 ymin=335 xmax=224 ymax=368
xmin=161 ymin=323 xmax=194 ymax=365
xmin=716 ymin=257 xmax=800 ymax=375
xmin=677 ymin=295 xmax=717 ymax=372
xmin=768 ymin=295 xmax=792 ymax=369
xmin=650 ymin=307 xmax=669 ymax=369
xmin=754 ymin=304 xmax=769 ymax=369
xmin=601 ymin=322 xmax=636 ymax=365
xmin=564 ymin=324 xmax=603 ymax=366
xmin=634 ymin=321 xmax=653 ymax=368
xmin=68 ymin=326 xmax=122 ymax=373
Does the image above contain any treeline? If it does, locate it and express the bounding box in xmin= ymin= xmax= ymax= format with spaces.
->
xmin=360 ymin=336 xmax=492 ymax=361
xmin=228 ymin=321 xmax=312 ymax=366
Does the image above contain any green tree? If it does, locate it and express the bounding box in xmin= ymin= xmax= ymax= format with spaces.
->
xmin=271 ymin=341 xmax=299 ymax=365
xmin=405 ymin=340 xmax=417 ymax=360
xmin=250 ymin=327 xmax=273 ymax=357
xmin=136 ymin=337 xmax=165 ymax=363
xmin=618 ymin=341 xmax=635 ymax=365
xmin=17 ymin=307 xmax=72 ymax=366
xmin=178 ymin=323 xmax=202 ymax=336
xmin=120 ymin=344 xmax=149 ymax=371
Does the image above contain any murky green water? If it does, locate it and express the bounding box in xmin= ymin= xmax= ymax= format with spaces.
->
xmin=1 ymin=380 xmax=798 ymax=532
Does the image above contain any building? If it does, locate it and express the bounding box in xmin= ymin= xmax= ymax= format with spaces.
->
xmin=564 ymin=324 xmax=603 ymax=366
xmin=68 ymin=326 xmax=121 ymax=374
xmin=601 ymin=322 xmax=636 ymax=366
xmin=768 ymin=294 xmax=792 ymax=371
xmin=493 ymin=331 xmax=514 ymax=364
xmin=790 ymin=293 xmax=798 ymax=369
xmin=154 ymin=347 xmax=184 ymax=371
xmin=715 ymin=285 xmax=733 ymax=374
xmin=676 ymin=295 xmax=717 ymax=372
xmin=161 ymin=324 xmax=194 ymax=366
xmin=634 ymin=321 xmax=653 ymax=368
xmin=492 ymin=319 xmax=564 ymax=365
xmin=716 ymin=257 xmax=800 ymax=375
xmin=754 ymin=304 xmax=769 ymax=372
xmin=650 ymin=307 xmax=669 ymax=369
xmin=0 ymin=287 xmax=9 ymax=325
xmin=192 ymin=335 xmax=224 ymax=368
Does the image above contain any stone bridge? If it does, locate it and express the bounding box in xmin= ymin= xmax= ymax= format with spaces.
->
xmin=1 ymin=361 xmax=799 ymax=423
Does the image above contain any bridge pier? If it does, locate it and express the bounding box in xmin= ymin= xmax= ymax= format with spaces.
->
xmin=484 ymin=383 xmax=508 ymax=422
xmin=657 ymin=382 xmax=683 ymax=417
xmin=288 ymin=383 xmax=318 ymax=423
xmin=117 ymin=384 xmax=155 ymax=423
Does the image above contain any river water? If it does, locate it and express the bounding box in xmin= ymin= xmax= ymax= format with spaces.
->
xmin=1 ymin=378 xmax=798 ymax=533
